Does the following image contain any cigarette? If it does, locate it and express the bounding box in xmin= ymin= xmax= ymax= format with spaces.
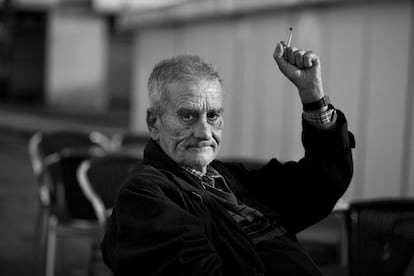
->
xmin=287 ymin=27 xmax=293 ymax=47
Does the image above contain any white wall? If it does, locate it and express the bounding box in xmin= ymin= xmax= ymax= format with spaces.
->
xmin=46 ymin=9 xmax=108 ymax=113
xmin=128 ymin=0 xmax=414 ymax=200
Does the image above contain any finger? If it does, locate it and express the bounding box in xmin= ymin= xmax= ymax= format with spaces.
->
xmin=279 ymin=41 xmax=288 ymax=59
xmin=287 ymin=46 xmax=298 ymax=65
xmin=295 ymin=50 xmax=306 ymax=69
xmin=303 ymin=51 xmax=319 ymax=68
xmin=273 ymin=42 xmax=284 ymax=60
xmin=273 ymin=42 xmax=291 ymax=74
xmin=273 ymin=42 xmax=289 ymax=72
xmin=303 ymin=53 xmax=313 ymax=68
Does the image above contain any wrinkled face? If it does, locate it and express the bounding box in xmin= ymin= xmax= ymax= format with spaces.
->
xmin=151 ymin=79 xmax=224 ymax=173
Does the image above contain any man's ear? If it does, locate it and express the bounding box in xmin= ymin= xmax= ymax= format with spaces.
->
xmin=146 ymin=109 xmax=160 ymax=141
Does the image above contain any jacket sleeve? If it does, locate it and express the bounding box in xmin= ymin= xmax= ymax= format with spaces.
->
xmin=232 ymin=109 xmax=355 ymax=234
xmin=101 ymin=168 xmax=224 ymax=276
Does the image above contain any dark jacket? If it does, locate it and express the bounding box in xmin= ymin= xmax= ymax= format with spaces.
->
xmin=102 ymin=110 xmax=355 ymax=276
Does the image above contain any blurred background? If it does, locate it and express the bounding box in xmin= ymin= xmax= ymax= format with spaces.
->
xmin=0 ymin=0 xmax=413 ymax=275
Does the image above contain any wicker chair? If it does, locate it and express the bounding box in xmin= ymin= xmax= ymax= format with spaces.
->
xmin=28 ymin=130 xmax=109 ymax=274
xmin=77 ymin=153 xmax=141 ymax=275
xmin=344 ymin=198 xmax=414 ymax=276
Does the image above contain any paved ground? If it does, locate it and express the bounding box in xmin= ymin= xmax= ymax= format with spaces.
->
xmin=0 ymin=128 xmax=38 ymax=275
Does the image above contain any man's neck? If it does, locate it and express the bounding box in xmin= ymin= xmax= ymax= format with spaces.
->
xmin=181 ymin=165 xmax=207 ymax=177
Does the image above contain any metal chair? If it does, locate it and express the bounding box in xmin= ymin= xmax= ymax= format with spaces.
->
xmin=27 ymin=130 xmax=109 ymax=274
xmin=77 ymin=153 xmax=141 ymax=275
xmin=43 ymin=147 xmax=106 ymax=276
xmin=344 ymin=198 xmax=414 ymax=276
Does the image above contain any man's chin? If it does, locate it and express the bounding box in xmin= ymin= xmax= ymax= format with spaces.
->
xmin=185 ymin=154 xmax=215 ymax=170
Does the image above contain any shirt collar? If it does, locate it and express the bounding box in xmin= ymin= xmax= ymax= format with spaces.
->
xmin=181 ymin=165 xmax=221 ymax=178
xmin=181 ymin=165 xmax=223 ymax=188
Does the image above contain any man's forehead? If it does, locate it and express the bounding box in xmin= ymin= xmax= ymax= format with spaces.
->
xmin=166 ymin=80 xmax=223 ymax=105
xmin=174 ymin=94 xmax=223 ymax=111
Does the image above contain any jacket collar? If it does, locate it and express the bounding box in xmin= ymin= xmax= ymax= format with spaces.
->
xmin=143 ymin=139 xmax=181 ymax=173
xmin=143 ymin=139 xmax=207 ymax=191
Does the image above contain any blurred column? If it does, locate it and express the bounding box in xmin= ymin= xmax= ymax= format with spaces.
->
xmin=0 ymin=0 xmax=14 ymax=99
xmin=45 ymin=6 xmax=108 ymax=113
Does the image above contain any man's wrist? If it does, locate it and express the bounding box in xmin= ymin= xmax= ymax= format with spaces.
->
xmin=298 ymin=85 xmax=325 ymax=105
xmin=303 ymin=96 xmax=330 ymax=112
xmin=302 ymin=104 xmax=337 ymax=129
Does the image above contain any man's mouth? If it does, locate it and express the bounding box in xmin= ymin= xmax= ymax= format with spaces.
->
xmin=187 ymin=143 xmax=213 ymax=149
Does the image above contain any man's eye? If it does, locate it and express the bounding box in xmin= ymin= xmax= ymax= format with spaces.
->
xmin=207 ymin=112 xmax=219 ymax=121
xmin=180 ymin=113 xmax=196 ymax=122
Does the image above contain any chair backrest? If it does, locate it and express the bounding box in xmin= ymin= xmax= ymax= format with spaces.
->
xmin=110 ymin=132 xmax=149 ymax=157
xmin=28 ymin=130 xmax=110 ymax=210
xmin=45 ymin=147 xmax=105 ymax=222
xmin=77 ymin=153 xmax=141 ymax=225
xmin=28 ymin=130 xmax=110 ymax=181
xmin=345 ymin=199 xmax=414 ymax=276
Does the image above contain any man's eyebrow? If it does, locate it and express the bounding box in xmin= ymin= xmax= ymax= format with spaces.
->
xmin=210 ymin=107 xmax=224 ymax=113
xmin=177 ymin=107 xmax=223 ymax=113
xmin=177 ymin=107 xmax=199 ymax=114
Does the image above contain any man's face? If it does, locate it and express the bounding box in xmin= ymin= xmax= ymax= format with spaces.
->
xmin=152 ymin=79 xmax=223 ymax=173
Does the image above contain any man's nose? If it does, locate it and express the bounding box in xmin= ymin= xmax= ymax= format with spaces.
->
xmin=194 ymin=117 xmax=213 ymax=140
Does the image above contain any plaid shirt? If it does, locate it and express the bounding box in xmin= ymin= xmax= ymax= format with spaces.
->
xmin=181 ymin=165 xmax=286 ymax=244
xmin=303 ymin=104 xmax=337 ymax=130
xmin=181 ymin=165 xmax=226 ymax=190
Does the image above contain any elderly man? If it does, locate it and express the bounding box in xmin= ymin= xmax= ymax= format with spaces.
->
xmin=101 ymin=41 xmax=355 ymax=276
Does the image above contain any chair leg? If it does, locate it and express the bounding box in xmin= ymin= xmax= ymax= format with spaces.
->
xmin=34 ymin=204 xmax=44 ymax=275
xmin=40 ymin=209 xmax=50 ymax=275
xmin=34 ymin=203 xmax=42 ymax=255
xmin=60 ymin=236 xmax=66 ymax=276
xmin=87 ymin=242 xmax=97 ymax=276
xmin=46 ymin=216 xmax=58 ymax=276
xmin=88 ymin=230 xmax=104 ymax=276
xmin=34 ymin=204 xmax=48 ymax=254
